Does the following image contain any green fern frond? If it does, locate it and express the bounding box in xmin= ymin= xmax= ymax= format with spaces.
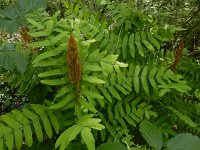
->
xmin=99 ymin=98 xmax=157 ymax=140
xmin=126 ymin=64 xmax=190 ymax=96
xmin=0 ymin=104 xmax=59 ymax=150
xmin=55 ymin=115 xmax=104 ymax=150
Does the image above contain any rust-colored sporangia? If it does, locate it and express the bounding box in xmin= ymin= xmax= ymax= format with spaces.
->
xmin=172 ymin=40 xmax=184 ymax=73
xmin=67 ymin=35 xmax=82 ymax=99
xmin=19 ymin=26 xmax=32 ymax=48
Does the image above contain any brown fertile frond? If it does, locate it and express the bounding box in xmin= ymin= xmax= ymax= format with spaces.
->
xmin=19 ymin=26 xmax=32 ymax=47
xmin=172 ymin=40 xmax=184 ymax=72
xmin=67 ymin=35 xmax=82 ymax=99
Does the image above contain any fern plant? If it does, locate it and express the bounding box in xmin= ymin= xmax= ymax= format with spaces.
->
xmin=0 ymin=0 xmax=198 ymax=150
xmin=0 ymin=104 xmax=59 ymax=150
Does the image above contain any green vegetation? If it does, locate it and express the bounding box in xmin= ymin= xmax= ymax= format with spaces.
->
xmin=0 ymin=0 xmax=200 ymax=149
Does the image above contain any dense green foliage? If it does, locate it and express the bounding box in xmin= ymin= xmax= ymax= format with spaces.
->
xmin=0 ymin=0 xmax=200 ymax=150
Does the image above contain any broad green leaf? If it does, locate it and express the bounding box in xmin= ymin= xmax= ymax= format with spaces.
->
xmin=77 ymin=115 xmax=95 ymax=123
xmin=100 ymin=61 xmax=113 ymax=76
xmin=0 ymin=134 xmax=3 ymax=150
xmin=16 ymin=0 xmax=47 ymax=13
xmin=153 ymin=32 xmax=164 ymax=42
xmin=11 ymin=110 xmax=31 ymax=148
xmin=141 ymin=30 xmax=147 ymax=40
xmin=97 ymin=142 xmax=128 ymax=150
xmin=139 ymin=120 xmax=163 ymax=150
xmin=129 ymin=114 xmax=140 ymax=123
xmin=107 ymin=86 xmax=121 ymax=100
xmin=145 ymin=109 xmax=150 ymax=120
xmin=0 ymin=0 xmax=47 ymax=34
xmin=50 ymin=32 xmax=69 ymax=45
xmin=115 ymin=61 xmax=128 ymax=67
xmin=82 ymin=75 xmax=106 ymax=84
xmin=28 ymin=40 xmax=51 ymax=48
xmin=107 ymin=105 xmax=114 ymax=120
xmin=50 ymin=93 xmax=75 ymax=109
xmin=117 ymin=102 xmax=125 ymax=116
xmin=99 ymin=88 xmax=112 ymax=103
xmin=41 ymin=116 xmax=52 ymax=139
xmin=55 ymin=125 xmax=82 ymax=149
xmin=129 ymin=33 xmax=135 ymax=57
xmin=14 ymin=129 xmax=23 ymax=149
xmin=46 ymin=20 xmax=54 ymax=35
xmin=27 ymin=18 xmax=44 ymax=30
xmin=80 ymin=119 xmax=105 ymax=130
xmin=0 ymin=7 xmax=20 ymax=19
xmin=38 ymin=69 xmax=63 ymax=77
xmin=56 ymin=86 xmax=73 ymax=98
xmin=28 ymin=31 xmax=47 ymax=37
xmin=81 ymin=127 xmax=95 ymax=150
xmin=124 ymin=116 xmax=136 ymax=127
xmin=125 ymin=103 xmax=131 ymax=114
xmin=114 ymin=104 xmax=120 ymax=119
xmin=133 ymin=65 xmax=140 ymax=93
xmin=135 ymin=32 xmax=140 ymax=42
xmin=41 ymin=78 xmax=66 ymax=85
xmin=47 ymin=111 xmax=60 ymax=134
xmin=33 ymin=59 xmax=57 ymax=67
xmin=1 ymin=115 xmax=21 ymax=129
xmin=142 ymin=40 xmax=155 ymax=52
xmin=81 ymin=89 xmax=104 ymax=99
xmin=32 ymin=49 xmax=62 ymax=64
xmin=156 ymin=67 xmax=165 ymax=85
xmin=0 ymin=125 xmax=9 ymax=133
xmin=5 ymin=133 xmax=13 ymax=150
xmin=121 ymin=83 xmax=132 ymax=91
xmin=147 ymin=32 xmax=160 ymax=50
xmin=31 ymin=105 xmax=52 ymax=139
xmin=82 ymin=39 xmax=96 ymax=46
xmin=118 ymin=118 xmax=127 ymax=128
xmin=32 ymin=120 xmax=43 ymax=142
xmin=135 ymin=42 xmax=144 ymax=57
xmin=22 ymin=109 xmax=43 ymax=142
xmin=0 ymin=19 xmax=19 ymax=34
xmin=102 ymin=54 xmax=118 ymax=63
xmin=141 ymin=66 xmax=149 ymax=95
xmin=122 ymin=34 xmax=128 ymax=59
xmin=159 ymin=89 xmax=171 ymax=97
xmin=0 ymin=43 xmax=28 ymax=74
xmin=104 ymin=123 xmax=116 ymax=137
xmin=141 ymin=31 xmax=155 ymax=51
xmin=74 ymin=4 xmax=80 ymax=16
xmin=88 ymin=49 xmax=100 ymax=62
xmin=79 ymin=98 xmax=98 ymax=113
xmin=23 ymin=125 xmax=33 ymax=147
xmin=83 ymin=64 xmax=102 ymax=72
xmin=115 ymin=84 xmax=128 ymax=95
xmin=167 ymin=133 xmax=200 ymax=150
xmin=163 ymin=70 xmax=180 ymax=82
xmin=149 ymin=67 xmax=158 ymax=90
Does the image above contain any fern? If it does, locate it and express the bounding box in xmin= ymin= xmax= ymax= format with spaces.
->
xmin=126 ymin=64 xmax=190 ymax=96
xmin=1 ymin=1 xmax=197 ymax=149
xmin=0 ymin=104 xmax=59 ymax=150
xmin=55 ymin=114 xmax=104 ymax=150
xmin=159 ymin=94 xmax=200 ymax=135
xmin=99 ymin=97 xmax=157 ymax=141
xmin=166 ymin=106 xmax=198 ymax=128
xmin=25 ymin=3 xmax=192 ymax=149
